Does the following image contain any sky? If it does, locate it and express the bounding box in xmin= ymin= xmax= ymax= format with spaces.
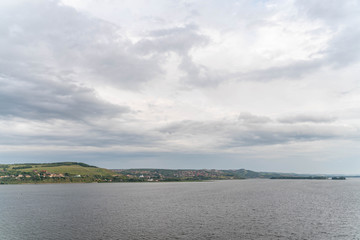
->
xmin=1 ymin=0 xmax=360 ymax=173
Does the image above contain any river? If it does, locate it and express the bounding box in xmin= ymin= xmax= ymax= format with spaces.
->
xmin=1 ymin=179 xmax=359 ymax=239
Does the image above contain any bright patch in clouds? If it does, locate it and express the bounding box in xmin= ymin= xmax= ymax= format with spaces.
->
xmin=1 ymin=0 xmax=360 ymax=173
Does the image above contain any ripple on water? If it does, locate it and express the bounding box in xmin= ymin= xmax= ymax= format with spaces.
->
xmin=1 ymin=180 xmax=360 ymax=240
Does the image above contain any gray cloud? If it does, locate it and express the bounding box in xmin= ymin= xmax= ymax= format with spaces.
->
xmin=0 ymin=0 xmax=162 ymax=90
xmin=236 ymin=60 xmax=323 ymax=82
xmin=0 ymin=121 xmax=161 ymax=148
xmin=159 ymin=116 xmax=352 ymax=149
xmin=0 ymin=0 xmax=166 ymax=124
xmin=238 ymin=112 xmax=272 ymax=124
xmin=270 ymin=0 xmax=360 ymax=76
xmin=0 ymin=75 xmax=129 ymax=121
xmin=178 ymin=55 xmax=228 ymax=87
xmin=278 ymin=114 xmax=336 ymax=124
xmin=295 ymin=0 xmax=360 ymax=24
xmin=135 ymin=24 xmax=227 ymax=87
xmin=326 ymin=26 xmax=360 ymax=67
xmin=0 ymin=112 xmax=354 ymax=152
xmin=135 ymin=24 xmax=209 ymax=55
xmin=239 ymin=26 xmax=360 ymax=84
xmin=218 ymin=0 xmax=360 ymax=84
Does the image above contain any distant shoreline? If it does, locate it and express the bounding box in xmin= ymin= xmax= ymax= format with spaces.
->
xmin=1 ymin=162 xmax=353 ymax=185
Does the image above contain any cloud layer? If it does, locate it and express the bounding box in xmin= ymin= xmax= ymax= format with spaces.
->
xmin=1 ymin=0 xmax=360 ymax=173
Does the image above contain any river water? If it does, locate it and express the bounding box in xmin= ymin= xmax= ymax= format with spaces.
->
xmin=1 ymin=179 xmax=360 ymax=239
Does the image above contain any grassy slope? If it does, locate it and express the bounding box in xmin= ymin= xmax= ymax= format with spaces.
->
xmin=5 ymin=163 xmax=113 ymax=177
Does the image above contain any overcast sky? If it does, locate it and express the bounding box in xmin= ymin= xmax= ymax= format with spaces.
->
xmin=1 ymin=0 xmax=360 ymax=173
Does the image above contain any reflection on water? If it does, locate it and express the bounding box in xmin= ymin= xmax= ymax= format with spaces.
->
xmin=1 ymin=179 xmax=360 ymax=239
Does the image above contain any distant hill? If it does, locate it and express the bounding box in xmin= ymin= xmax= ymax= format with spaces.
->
xmin=111 ymin=168 xmax=311 ymax=180
xmin=112 ymin=168 xmax=350 ymax=180
xmin=0 ymin=162 xmax=351 ymax=184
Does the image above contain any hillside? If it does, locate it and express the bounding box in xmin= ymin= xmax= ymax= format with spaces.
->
xmin=0 ymin=162 xmax=115 ymax=184
xmin=1 ymin=163 xmax=348 ymax=184
xmin=112 ymin=168 xmax=341 ymax=181
xmin=112 ymin=168 xmax=295 ymax=180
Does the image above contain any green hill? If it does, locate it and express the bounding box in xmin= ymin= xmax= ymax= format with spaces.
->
xmin=0 ymin=162 xmax=115 ymax=184
xmin=3 ymin=162 xmax=113 ymax=176
xmin=7 ymin=162 xmax=113 ymax=176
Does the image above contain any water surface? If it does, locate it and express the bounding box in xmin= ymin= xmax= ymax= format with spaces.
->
xmin=1 ymin=179 xmax=360 ymax=239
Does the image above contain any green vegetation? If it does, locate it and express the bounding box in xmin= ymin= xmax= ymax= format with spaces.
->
xmin=112 ymin=168 xmax=349 ymax=181
xmin=0 ymin=162 xmax=349 ymax=184
xmin=113 ymin=168 xmax=265 ymax=181
xmin=113 ymin=168 xmax=298 ymax=181
xmin=0 ymin=162 xmax=115 ymax=184
xmin=331 ymin=177 xmax=346 ymax=180
xmin=3 ymin=162 xmax=111 ymax=176
xmin=270 ymin=176 xmax=327 ymax=180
